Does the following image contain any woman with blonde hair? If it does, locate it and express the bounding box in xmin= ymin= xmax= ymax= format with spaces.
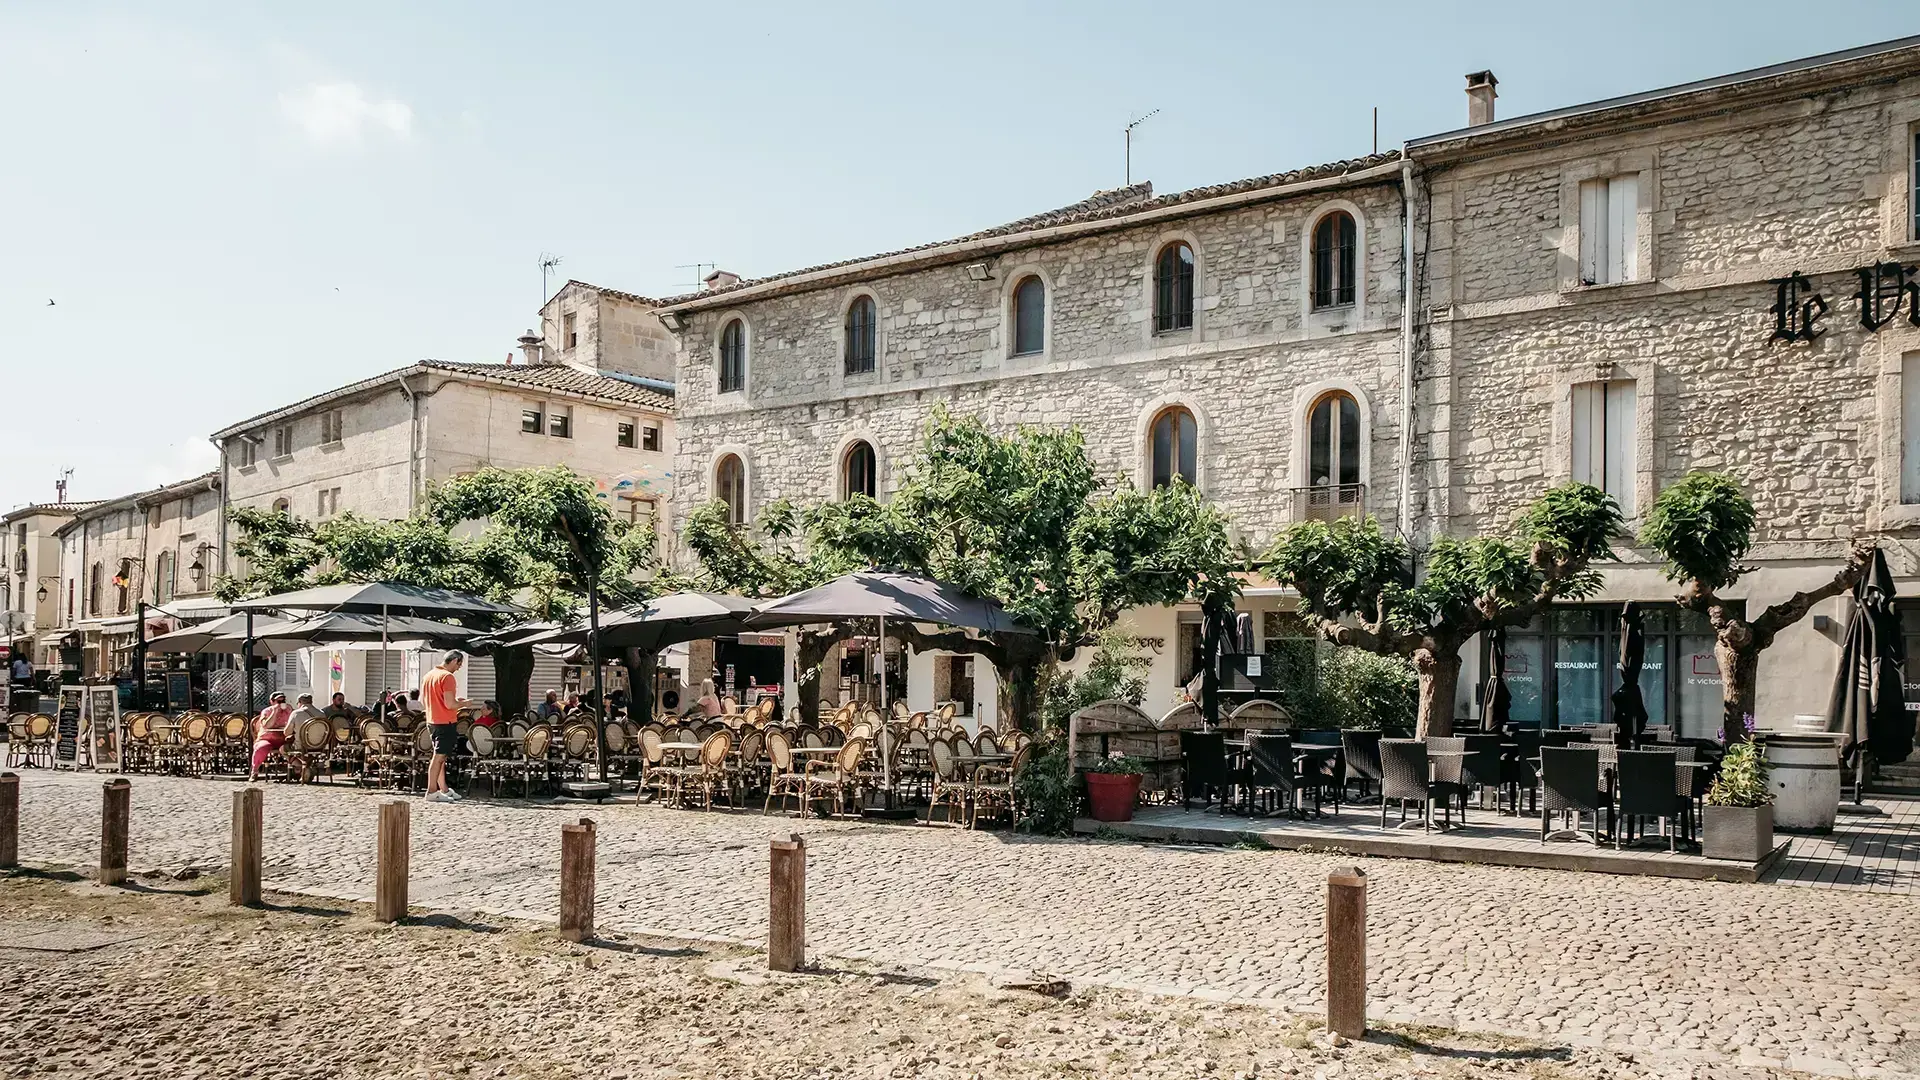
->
xmin=697 ymin=679 xmax=723 ymax=718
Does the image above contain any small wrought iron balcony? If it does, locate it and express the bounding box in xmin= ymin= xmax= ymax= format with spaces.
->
xmin=1290 ymin=483 xmax=1366 ymax=522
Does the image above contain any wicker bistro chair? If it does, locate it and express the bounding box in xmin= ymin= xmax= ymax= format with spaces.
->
xmin=7 ymin=714 xmax=38 ymax=768
xmin=1339 ymin=730 xmax=1384 ymax=802
xmin=1379 ymin=738 xmax=1465 ymax=831
xmin=801 ymin=736 xmax=868 ymax=818
xmin=282 ymin=717 xmax=333 ymax=783
xmin=968 ymin=744 xmax=1031 ymax=829
xmin=925 ymin=736 xmax=972 ymax=825
xmin=1538 ymin=745 xmax=1604 ymax=844
xmin=1614 ymin=749 xmax=1681 ymax=851
xmin=730 ymin=728 xmax=766 ymax=801
xmin=1671 ymin=745 xmax=1700 ymax=842
xmin=763 ymin=729 xmax=808 ymax=815
xmin=1244 ymin=732 xmax=1300 ymax=816
xmin=1179 ymin=730 xmax=1230 ymax=811
xmin=680 ymin=730 xmax=735 ymax=809
xmin=1459 ymin=734 xmax=1505 ymax=811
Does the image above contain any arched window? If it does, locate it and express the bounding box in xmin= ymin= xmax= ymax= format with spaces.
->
xmin=844 ymin=296 xmax=876 ymax=376
xmin=271 ymin=497 xmax=290 ymax=516
xmin=1149 ymin=406 xmax=1198 ymax=489
xmin=843 ymin=440 xmax=877 ymax=499
xmin=718 ymin=319 xmax=746 ymax=394
xmin=1011 ymin=276 xmax=1045 ymax=356
xmin=1311 ymin=211 xmax=1357 ymax=309
xmin=155 ymin=551 xmax=175 ymax=604
xmin=715 ymin=454 xmax=747 ymax=526
xmin=88 ymin=562 xmax=102 ymax=616
xmin=1153 ymin=242 xmax=1194 ymax=333
xmin=1307 ymin=390 xmax=1362 ymax=495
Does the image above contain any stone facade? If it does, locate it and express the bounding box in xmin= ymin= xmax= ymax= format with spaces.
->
xmin=1411 ymin=39 xmax=1920 ymax=731
xmin=539 ymin=280 xmax=676 ymax=384
xmin=212 ymin=361 xmax=678 ymax=568
xmin=53 ymin=473 xmax=223 ymax=675
xmin=3 ymin=503 xmax=85 ymax=661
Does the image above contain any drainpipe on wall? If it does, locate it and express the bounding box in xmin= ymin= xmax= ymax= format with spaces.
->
xmin=212 ymin=436 xmax=229 ymax=577
xmin=1397 ymin=158 xmax=1418 ymax=543
xmin=396 ymin=375 xmax=421 ymax=513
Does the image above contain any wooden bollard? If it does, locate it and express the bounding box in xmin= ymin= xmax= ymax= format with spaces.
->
xmin=1326 ymin=866 xmax=1368 ymax=1039
xmin=100 ymin=779 xmax=131 ymax=886
xmin=768 ymin=833 xmax=806 ymax=973
xmin=558 ymin=817 xmax=596 ymax=942
xmin=230 ymin=788 xmax=264 ymax=906
xmin=375 ymin=801 xmax=410 ymax=923
xmin=0 ymin=772 xmax=18 ymax=870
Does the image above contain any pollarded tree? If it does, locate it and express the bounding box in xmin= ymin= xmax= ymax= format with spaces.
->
xmin=1264 ymin=482 xmax=1623 ymax=737
xmin=1639 ymin=471 xmax=1874 ymax=744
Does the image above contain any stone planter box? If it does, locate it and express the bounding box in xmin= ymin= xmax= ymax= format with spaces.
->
xmin=1702 ymin=804 xmax=1774 ymax=863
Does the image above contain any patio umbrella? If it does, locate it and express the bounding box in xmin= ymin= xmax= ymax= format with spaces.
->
xmin=748 ymin=571 xmax=1033 ymax=792
xmin=226 ymin=581 xmax=519 ymax=617
xmin=145 ymin=613 xmax=276 ymax=657
xmin=1827 ymin=548 xmax=1911 ymax=792
xmin=252 ymin=611 xmax=479 ymax=651
xmin=1609 ymin=602 xmax=1648 ymax=748
xmin=518 ymin=592 xmax=761 ymax=652
xmin=1483 ymin=626 xmax=1513 ymax=736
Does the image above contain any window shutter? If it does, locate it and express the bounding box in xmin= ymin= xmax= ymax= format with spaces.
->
xmin=1570 ymin=382 xmax=1600 ymax=487
xmin=1608 ymin=175 xmax=1638 ymax=282
xmin=465 ymin=655 xmax=497 ymax=702
xmin=1603 ymin=380 xmax=1637 ymax=516
xmin=1578 ymin=179 xmax=1608 ymax=284
xmin=1902 ymin=354 xmax=1920 ymax=503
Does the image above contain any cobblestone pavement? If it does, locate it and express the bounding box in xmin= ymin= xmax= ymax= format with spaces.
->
xmin=1 ymin=874 xmax=1811 ymax=1080
xmin=10 ymin=770 xmax=1920 ymax=1078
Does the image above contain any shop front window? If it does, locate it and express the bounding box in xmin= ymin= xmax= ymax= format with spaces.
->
xmin=1487 ymin=603 xmax=1729 ymax=739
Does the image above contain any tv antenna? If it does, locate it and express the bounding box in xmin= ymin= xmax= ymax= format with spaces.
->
xmin=675 ymin=262 xmax=717 ymax=292
xmin=55 ymin=467 xmax=74 ymax=505
xmin=539 ymin=252 xmax=564 ymax=303
xmin=1125 ymin=109 xmax=1160 ymax=186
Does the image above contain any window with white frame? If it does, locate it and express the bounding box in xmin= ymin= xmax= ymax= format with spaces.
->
xmin=641 ymin=421 xmax=661 ymax=452
xmin=320 ymin=409 xmax=343 ymax=444
xmin=1570 ymin=379 xmax=1637 ymax=515
xmin=547 ymin=407 xmax=572 ymax=439
xmin=563 ymin=311 xmax=578 ymax=349
xmin=617 ymin=420 xmax=637 ymax=449
xmin=237 ymin=438 xmax=258 ymax=468
xmin=1578 ymin=175 xmax=1639 ymax=285
xmin=272 ymin=424 xmax=293 ymax=458
xmin=616 ymin=494 xmax=656 ymax=528
xmin=1902 ymin=352 xmax=1920 ymax=503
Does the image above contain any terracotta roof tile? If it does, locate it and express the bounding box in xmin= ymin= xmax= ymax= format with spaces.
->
xmin=656 ymin=152 xmax=1402 ymax=307
xmin=550 ymin=279 xmax=662 ymax=307
xmin=425 ymin=362 xmax=674 ymax=410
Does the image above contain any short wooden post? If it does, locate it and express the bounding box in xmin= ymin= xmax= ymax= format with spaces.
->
xmin=768 ymin=833 xmax=806 ymax=972
xmin=558 ymin=817 xmax=596 ymax=942
xmin=100 ymin=778 xmax=131 ymax=886
xmin=375 ymin=800 xmax=410 ymax=923
xmin=230 ymin=788 xmax=264 ymax=906
xmin=0 ymin=772 xmax=19 ymax=870
xmin=1326 ymin=866 xmax=1368 ymax=1039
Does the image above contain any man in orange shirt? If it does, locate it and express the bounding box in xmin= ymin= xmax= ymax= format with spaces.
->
xmin=422 ymin=650 xmax=476 ymax=802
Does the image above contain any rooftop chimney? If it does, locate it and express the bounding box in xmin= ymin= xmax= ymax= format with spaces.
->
xmin=1465 ymin=70 xmax=1498 ymax=126
xmin=703 ymin=269 xmax=742 ymax=291
xmin=516 ymin=329 xmax=544 ymax=366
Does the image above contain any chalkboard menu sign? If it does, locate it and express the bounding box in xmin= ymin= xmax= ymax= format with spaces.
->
xmin=54 ymin=686 xmax=85 ymax=769
xmin=167 ymin=672 xmax=192 ymax=710
xmin=87 ymin=685 xmax=119 ymax=768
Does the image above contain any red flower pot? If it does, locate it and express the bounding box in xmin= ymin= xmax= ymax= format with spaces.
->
xmin=1084 ymin=771 xmax=1142 ymax=822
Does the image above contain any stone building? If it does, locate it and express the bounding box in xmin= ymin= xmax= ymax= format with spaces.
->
xmin=208 ymin=358 xmax=678 ymax=569
xmin=535 ymin=280 xmax=677 ymax=383
xmin=655 ymin=159 xmax=1413 ymax=719
xmin=52 ymin=472 xmax=223 ymax=677
xmin=3 ymin=499 xmax=92 ymax=668
xmin=1406 ymin=36 xmax=1920 ymax=735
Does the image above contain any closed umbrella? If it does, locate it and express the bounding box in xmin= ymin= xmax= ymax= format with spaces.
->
xmin=146 ymin=613 xmax=276 ymax=657
xmin=1828 ymin=548 xmax=1910 ymax=797
xmin=1609 ymin=602 xmax=1648 ymax=748
xmin=1483 ymin=626 xmax=1513 ymax=736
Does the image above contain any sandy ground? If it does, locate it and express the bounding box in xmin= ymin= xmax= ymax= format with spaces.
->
xmin=0 ymin=870 xmax=1822 ymax=1080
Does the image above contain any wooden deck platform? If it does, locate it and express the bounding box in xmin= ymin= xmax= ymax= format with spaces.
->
xmin=1070 ymin=796 xmax=1920 ymax=885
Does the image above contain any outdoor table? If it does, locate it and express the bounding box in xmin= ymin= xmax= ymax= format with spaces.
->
xmin=790 ymin=746 xmax=841 ymax=755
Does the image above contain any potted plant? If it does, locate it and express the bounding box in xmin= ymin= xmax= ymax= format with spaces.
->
xmin=1083 ymin=753 xmax=1149 ymax=823
xmin=1703 ymin=736 xmax=1774 ymax=862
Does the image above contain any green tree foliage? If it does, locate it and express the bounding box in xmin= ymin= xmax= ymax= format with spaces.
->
xmin=1263 ymin=482 xmax=1623 ymax=737
xmin=218 ymin=466 xmax=658 ymax=620
xmin=679 ymin=407 xmax=1248 ymax=726
xmin=1640 ymin=472 xmax=1870 ymax=743
xmin=1281 ymin=646 xmax=1419 ymax=734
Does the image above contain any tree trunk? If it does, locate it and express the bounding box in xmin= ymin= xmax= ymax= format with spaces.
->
xmin=493 ymin=644 xmax=534 ymax=719
xmin=792 ymin=627 xmax=854 ymax=722
xmin=1716 ymin=637 xmax=1760 ymax=745
xmin=1414 ymin=646 xmax=1461 ymax=739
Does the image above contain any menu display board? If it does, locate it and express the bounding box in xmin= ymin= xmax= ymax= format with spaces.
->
xmin=54 ymin=686 xmax=86 ymax=769
xmin=167 ymin=672 xmax=192 ymax=710
xmin=87 ymin=685 xmax=120 ymax=769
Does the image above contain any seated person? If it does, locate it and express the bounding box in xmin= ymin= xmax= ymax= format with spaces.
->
xmin=563 ymin=692 xmax=583 ymax=716
xmin=287 ymin=693 xmax=326 ymax=728
xmin=323 ymin=692 xmax=356 ymax=722
xmin=473 ymin=700 xmax=501 ymax=727
xmin=536 ymin=690 xmax=563 ymax=720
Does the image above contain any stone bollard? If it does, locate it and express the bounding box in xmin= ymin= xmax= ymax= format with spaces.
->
xmin=1325 ymin=866 xmax=1368 ymax=1040
xmin=230 ymin=788 xmax=264 ymax=907
xmin=0 ymin=772 xmax=18 ymax=870
xmin=558 ymin=817 xmax=596 ymax=942
xmin=768 ymin=833 xmax=806 ymax=972
xmin=375 ymin=801 xmax=410 ymax=923
xmin=100 ymin=779 xmax=131 ymax=886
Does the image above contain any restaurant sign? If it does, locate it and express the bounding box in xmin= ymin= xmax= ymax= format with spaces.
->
xmin=1770 ymin=262 xmax=1919 ymax=342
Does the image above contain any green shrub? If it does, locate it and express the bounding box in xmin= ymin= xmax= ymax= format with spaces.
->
xmin=1018 ymin=632 xmax=1149 ymax=835
xmin=1085 ymin=753 xmax=1150 ymax=776
xmin=1281 ymin=646 xmax=1417 ymax=733
xmin=1707 ymin=738 xmax=1772 ymax=807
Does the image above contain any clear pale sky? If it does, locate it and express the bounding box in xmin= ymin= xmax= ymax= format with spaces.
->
xmin=4 ymin=2 xmax=1915 ymax=513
